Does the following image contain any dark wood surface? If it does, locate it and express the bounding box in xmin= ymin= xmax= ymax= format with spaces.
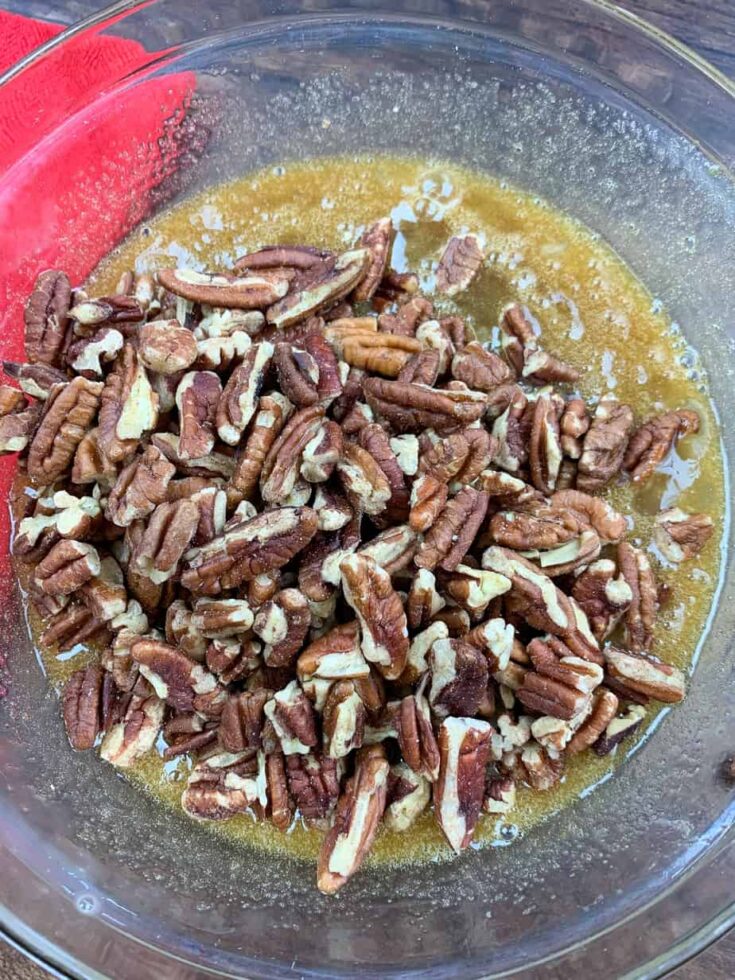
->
xmin=0 ymin=1 xmax=733 ymax=977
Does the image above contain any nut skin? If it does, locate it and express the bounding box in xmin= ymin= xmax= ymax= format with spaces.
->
xmin=24 ymin=269 xmax=71 ymax=366
xmin=577 ymin=398 xmax=634 ymax=493
xmin=436 ymin=234 xmax=484 ymax=296
xmin=340 ymin=553 xmax=409 ymax=681
xmin=434 ymin=717 xmax=492 ymax=853
xmin=27 ymin=376 xmax=103 ymax=482
xmin=317 ymin=745 xmax=389 ymax=894
xmin=624 ymin=409 xmax=700 ymax=483
xmin=138 ymin=320 xmax=198 ymax=374
xmin=363 ymin=377 xmax=487 ymax=434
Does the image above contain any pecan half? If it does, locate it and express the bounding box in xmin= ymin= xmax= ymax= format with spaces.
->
xmin=253 ymin=588 xmax=310 ymax=667
xmin=300 ymin=418 xmax=343 ymax=483
xmin=260 ymin=404 xmax=324 ymax=505
xmin=191 ymin=598 xmax=254 ymax=638
xmin=415 ymin=486 xmax=489 ymax=572
xmin=216 ymin=342 xmax=274 ymax=445
xmin=317 ymin=745 xmax=389 ymax=894
xmin=624 ymin=409 xmax=700 ymax=483
xmin=99 ymin=692 xmax=165 ymax=768
xmin=451 ymin=342 xmax=513 ymax=391
xmin=228 ymin=392 xmax=292 ymax=501
xmin=106 ymin=445 xmax=175 ymax=526
xmin=429 ymin=637 xmax=489 ymax=717
xmin=577 ymin=398 xmax=634 ymax=492
xmin=434 ymin=717 xmax=491 ymax=852
xmin=176 ymin=371 xmax=222 ymax=459
xmin=158 ymin=267 xmax=289 ymax=309
xmin=518 ymin=637 xmax=603 ymax=719
xmin=436 ymin=234 xmax=484 ymax=296
xmin=24 ymin=269 xmax=71 ymax=366
xmin=265 ymin=752 xmax=293 ymax=831
xmin=398 ymin=349 xmax=441 ymax=386
xmin=363 ymin=377 xmax=486 ymax=434
xmin=353 ymin=217 xmax=394 ymax=302
xmin=409 ymin=474 xmax=448 ymax=534
xmin=481 ymin=547 xmax=576 ymax=637
xmin=27 ymin=377 xmax=103 ymax=481
xmin=132 ymin=638 xmax=222 ymax=714
xmin=395 ymin=680 xmax=441 ymax=781
xmin=264 ymin=681 xmax=319 ymax=754
xmin=529 ymin=391 xmax=564 ymax=494
xmin=326 ymin=321 xmax=420 ymax=377
xmin=234 ymin=244 xmax=332 ymax=275
xmin=297 ymin=621 xmax=370 ymax=708
xmin=566 ymin=687 xmax=619 ymax=754
xmin=654 ymin=508 xmax=714 ymax=562
xmin=571 ymin=559 xmax=633 ymax=640
xmin=286 ymin=753 xmax=341 ymax=823
xmin=617 ymin=542 xmax=658 ymax=653
xmin=550 ymin=489 xmax=627 ymax=544
xmin=62 ymin=664 xmax=106 ymax=750
xmin=0 ymin=394 xmax=40 ymax=455
xmin=130 ymin=499 xmax=199 ymax=584
xmin=98 ymin=345 xmax=158 ymax=463
xmin=267 ymin=248 xmax=369 ymax=329
xmin=219 ymin=690 xmax=270 ymax=752
xmin=358 ymin=423 xmax=409 ymax=521
xmin=604 ymin=647 xmax=686 ymax=703
xmin=34 ymin=539 xmax=101 ymax=595
xmin=340 ymin=553 xmax=409 ymax=681
xmin=138 ymin=320 xmax=198 ymax=374
xmin=491 ymin=386 xmax=530 ymax=475
xmin=181 ymin=750 xmax=266 ymax=820
xmin=274 ymin=343 xmax=321 ymax=406
xmin=183 ymin=506 xmax=318 ymax=595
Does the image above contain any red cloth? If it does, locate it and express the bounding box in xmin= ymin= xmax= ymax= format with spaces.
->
xmin=0 ymin=10 xmax=196 ymax=353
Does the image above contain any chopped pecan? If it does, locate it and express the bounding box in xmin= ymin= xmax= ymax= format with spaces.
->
xmin=71 ymin=427 xmax=118 ymax=486
xmin=481 ymin=546 xmax=576 ymax=637
xmin=593 ymin=702 xmax=647 ymax=755
xmin=384 ymin=763 xmax=431 ymax=831
xmin=286 ymin=752 xmax=341 ymax=823
xmin=415 ymin=319 xmax=456 ymax=374
xmin=352 ymin=217 xmax=394 ymax=302
xmin=253 ymin=588 xmax=310 ymax=667
xmin=512 ymin=742 xmax=564 ymax=791
xmin=69 ymin=295 xmax=143 ymax=331
xmin=131 ymin=499 xmax=199 ymax=584
xmin=402 ymin=620 xmax=449 ymax=684
xmin=604 ymin=647 xmax=686 ymax=703
xmin=317 ymin=744 xmax=389 ymax=894
xmin=158 ymin=267 xmax=289 ymax=309
xmin=624 ymin=409 xmax=700 ymax=483
xmin=162 ymin=712 xmax=217 ymax=760
xmin=206 ymin=637 xmax=261 ymax=685
xmin=138 ymin=320 xmax=198 ymax=374
xmin=0 ymin=394 xmax=40 ymax=455
xmin=27 ymin=377 xmax=103 ymax=481
xmin=195 ymin=332 xmax=252 ymax=372
xmin=617 ymin=542 xmax=658 ymax=653
xmin=434 ymin=717 xmax=491 ymax=852
xmin=106 ymin=445 xmax=175 ymax=527
xmin=373 ymin=269 xmax=420 ymax=311
xmin=571 ymin=560 xmax=631 ymax=642
xmin=654 ymin=508 xmax=713 ymax=562
xmin=264 ymin=680 xmax=319 ymax=754
xmin=323 ymin=680 xmax=366 ymax=759
xmin=415 ymin=486 xmax=489 ymax=572
xmin=175 ymin=371 xmax=222 ymax=459
xmin=165 ymin=599 xmax=207 ymax=661
xmin=219 ymin=689 xmax=270 ymax=752
xmin=429 ymin=637 xmax=489 ymax=717
xmin=183 ymin=506 xmax=318 ymax=595
xmin=260 ymin=404 xmax=324 ymax=504
xmin=358 ymin=524 xmax=418 ymax=576
xmin=297 ymin=621 xmax=369 ymax=708
xmin=216 ymin=342 xmax=274 ymax=445
xmin=529 ymin=391 xmax=564 ymax=494
xmin=40 ymin=601 xmax=109 ymax=652
xmin=518 ymin=637 xmax=603 ymax=719
xmin=62 ymin=664 xmax=106 ymax=750
xmin=363 ymin=377 xmax=486 ymax=434
xmin=181 ymin=750 xmax=266 ymax=820
xmin=451 ymin=342 xmax=513 ymax=391
xmin=577 ymin=398 xmax=634 ymax=492
xmin=24 ymin=269 xmax=71 ymax=366
xmin=566 ymin=687 xmax=619 ymax=754
xmin=560 ymin=398 xmax=590 ymax=459
xmin=228 ymin=392 xmax=292 ymax=501
xmin=336 ymin=440 xmax=391 ymax=516
xmin=34 ymin=539 xmax=100 ymax=595
xmin=98 ymin=345 xmax=158 ymax=463
xmin=153 ymin=431 xmax=236 ymax=479
xmin=432 ymin=604 xmax=472 ymax=637
xmin=66 ymin=327 xmax=124 ymax=378
xmin=99 ymin=692 xmax=165 ymax=768
xmin=436 ymin=234 xmax=484 ymax=296
xmin=267 ymin=248 xmax=369 ymax=329
xmin=466 ymin=617 xmax=515 ymax=672
xmin=376 ymin=295 xmax=431 ymax=339
xmin=340 ymin=553 xmax=409 ymax=681
xmin=313 ymin=485 xmax=353 ymax=531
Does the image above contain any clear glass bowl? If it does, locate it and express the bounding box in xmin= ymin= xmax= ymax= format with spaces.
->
xmin=0 ymin=1 xmax=734 ymax=977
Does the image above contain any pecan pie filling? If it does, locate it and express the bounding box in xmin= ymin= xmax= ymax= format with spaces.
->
xmin=8 ymin=157 xmax=723 ymax=893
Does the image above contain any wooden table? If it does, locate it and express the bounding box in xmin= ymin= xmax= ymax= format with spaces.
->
xmin=0 ymin=0 xmax=733 ymax=976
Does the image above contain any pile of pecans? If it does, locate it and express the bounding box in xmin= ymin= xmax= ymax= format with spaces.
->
xmin=4 ymin=221 xmax=714 ymax=894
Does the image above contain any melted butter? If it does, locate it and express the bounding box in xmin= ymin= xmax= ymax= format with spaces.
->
xmin=26 ymin=155 xmax=725 ymax=869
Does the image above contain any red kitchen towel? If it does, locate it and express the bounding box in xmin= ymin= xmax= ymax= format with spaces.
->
xmin=0 ymin=9 xmax=197 ymax=354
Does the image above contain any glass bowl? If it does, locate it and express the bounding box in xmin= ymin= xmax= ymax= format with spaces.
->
xmin=0 ymin=1 xmax=734 ymax=977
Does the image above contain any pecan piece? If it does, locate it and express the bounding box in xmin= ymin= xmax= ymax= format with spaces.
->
xmin=377 ymin=294 xmax=432 ymax=337
xmin=27 ymin=377 xmax=103 ymax=481
xmin=300 ymin=418 xmax=343 ymax=483
xmin=429 ymin=637 xmax=489 ymax=717
xmin=131 ymin=638 xmax=221 ymax=713
xmin=3 ymin=360 xmax=68 ymax=401
xmin=62 ymin=664 xmax=106 ymax=750
xmin=220 ymin=690 xmax=270 ymax=752
xmin=216 ymin=342 xmax=274 ymax=445
xmin=336 ymin=441 xmax=391 ymax=516
xmin=191 ymin=598 xmax=254 ymax=638
xmin=481 ymin=547 xmax=577 ymax=637
xmin=398 ymin=349 xmax=441 ymax=386
xmin=420 ymin=429 xmax=495 ymax=487
xmin=395 ymin=680 xmax=441 ymax=781
xmin=654 ymin=508 xmax=714 ymax=562
xmin=158 ymin=267 xmax=289 ymax=309
xmin=98 ymin=345 xmax=158 ymax=463
xmin=274 ymin=343 xmax=321 ymax=406
xmin=436 ymin=234 xmax=484 ymax=296
xmin=451 ymin=342 xmax=513 ymax=391
xmin=181 ymin=750 xmax=266 ymax=820
xmin=624 ymin=409 xmax=700 ymax=483
xmin=323 ymin=680 xmax=366 ymax=759
xmin=434 ymin=717 xmax=491 ymax=852
xmin=491 ymin=386 xmax=530 ymax=475
xmin=260 ymin=404 xmax=324 ymax=505
xmin=560 ymin=398 xmax=590 ymax=459
xmin=176 ymin=371 xmax=222 ymax=459
xmin=66 ymin=327 xmax=124 ymax=378
xmin=234 ymin=244 xmax=332 ymax=274
xmin=577 ymin=398 xmax=634 ymax=492
xmin=325 ymin=321 xmax=420 ymax=377
xmin=0 ymin=393 xmax=40 ymax=455
xmin=296 ymin=621 xmax=369 ymax=709
xmin=571 ymin=559 xmax=633 ymax=641
xmin=138 ymin=320 xmax=198 ymax=374
xmin=99 ymin=692 xmax=165 ymax=768
xmin=106 ymin=445 xmax=175 ymax=526
xmin=438 ymin=564 xmax=511 ymax=619
xmin=24 ymin=269 xmax=71 ymax=366
xmin=363 ymin=377 xmax=486 ymax=434
xmin=529 ymin=391 xmax=564 ymax=494
xmin=253 ymin=588 xmax=310 ymax=667
xmin=286 ymin=752 xmax=341 ymax=823
xmin=317 ymin=745 xmax=389 ymax=894
xmin=604 ymin=647 xmax=686 ymax=703
xmin=618 ymin=542 xmax=658 ymax=653
xmin=68 ymin=295 xmax=143 ymax=330
xmin=406 ymin=569 xmax=446 ymax=631
xmin=71 ymin=427 xmax=118 ymax=486
xmin=484 ymin=776 xmax=516 ymax=815
xmin=567 ymin=687 xmax=619 ymax=754
xmin=265 ymin=752 xmax=293 ymax=831
xmin=384 ymin=763 xmax=431 ymax=831
xmin=228 ymin=391 xmax=292 ymax=501
xmin=415 ymin=486 xmax=489 ymax=572
xmin=264 ymin=681 xmax=319 ymax=754
xmin=357 ymin=524 xmax=418 ymax=576
xmin=267 ymin=248 xmax=369 ymax=328
xmin=409 ymin=474 xmax=448 ymax=533
xmin=313 ymin=485 xmax=353 ymax=531
xmin=34 ymin=539 xmax=101 ymax=595
xmin=593 ymin=703 xmax=647 ymax=755
xmin=340 ymin=553 xmax=408 ymax=680
xmin=352 ymin=217 xmax=394 ymax=302
xmin=183 ymin=506 xmax=318 ymax=595
xmin=518 ymin=637 xmax=603 ymax=719
xmin=131 ymin=499 xmax=199 ymax=584
xmin=358 ymin=422 xmax=409 ymax=521
xmin=550 ymin=489 xmax=627 ymax=544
